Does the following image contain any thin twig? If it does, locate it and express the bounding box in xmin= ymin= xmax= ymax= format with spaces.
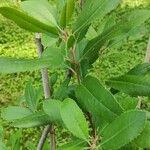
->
xmin=37 ymin=125 xmax=51 ymax=150
xmin=35 ymin=33 xmax=56 ymax=150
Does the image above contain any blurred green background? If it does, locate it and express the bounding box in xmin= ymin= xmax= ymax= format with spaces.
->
xmin=0 ymin=0 xmax=150 ymax=148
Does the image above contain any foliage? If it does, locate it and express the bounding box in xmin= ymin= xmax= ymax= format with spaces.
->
xmin=0 ymin=0 xmax=150 ymax=149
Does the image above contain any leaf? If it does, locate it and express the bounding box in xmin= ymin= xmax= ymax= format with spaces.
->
xmin=0 ymin=7 xmax=58 ymax=35
xmin=0 ymin=48 xmax=64 ymax=73
xmin=73 ymin=0 xmax=121 ymax=40
xmin=8 ymin=130 xmax=22 ymax=150
xmin=25 ymin=80 xmax=39 ymax=112
xmin=80 ymin=9 xmax=150 ymax=65
xmin=98 ymin=13 xmax=116 ymax=35
xmin=119 ymin=144 xmax=137 ymax=150
xmin=12 ymin=111 xmax=51 ymax=128
xmin=85 ymin=26 xmax=98 ymax=40
xmin=58 ymin=139 xmax=85 ymax=150
xmin=43 ymin=100 xmax=62 ymax=124
xmin=0 ymin=141 xmax=6 ymax=150
xmin=127 ymin=63 xmax=150 ymax=76
xmin=60 ymin=98 xmax=89 ymax=141
xmin=26 ymin=142 xmax=36 ymax=150
xmin=100 ymin=110 xmax=146 ymax=150
xmin=96 ymin=13 xmax=117 ymax=39
xmin=76 ymin=39 xmax=88 ymax=62
xmin=106 ymin=75 xmax=150 ymax=96
xmin=134 ymin=121 xmax=150 ymax=148
xmin=21 ymin=0 xmax=58 ymax=27
xmin=147 ymin=111 xmax=150 ymax=121
xmin=128 ymin=25 xmax=147 ymax=40
xmin=0 ymin=57 xmax=48 ymax=73
xmin=49 ymin=73 xmax=58 ymax=89
xmin=76 ymin=76 xmax=123 ymax=123
xmin=60 ymin=0 xmax=75 ymax=27
xmin=54 ymin=77 xmax=70 ymax=100
xmin=67 ymin=35 xmax=75 ymax=49
xmin=41 ymin=34 xmax=58 ymax=48
xmin=116 ymin=94 xmax=138 ymax=111
xmin=1 ymin=106 xmax=32 ymax=121
xmin=0 ymin=126 xmax=3 ymax=140
xmin=41 ymin=47 xmax=65 ymax=68
xmin=110 ymin=63 xmax=150 ymax=95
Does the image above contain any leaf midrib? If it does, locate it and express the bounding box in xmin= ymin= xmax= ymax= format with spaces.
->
xmin=108 ymin=79 xmax=150 ymax=89
xmin=74 ymin=0 xmax=107 ymax=33
xmin=80 ymin=14 xmax=148 ymax=62
xmin=83 ymin=84 xmax=118 ymax=116
xmin=100 ymin=114 xmax=143 ymax=147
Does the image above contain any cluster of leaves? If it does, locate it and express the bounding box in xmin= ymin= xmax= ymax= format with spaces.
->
xmin=0 ymin=0 xmax=150 ymax=149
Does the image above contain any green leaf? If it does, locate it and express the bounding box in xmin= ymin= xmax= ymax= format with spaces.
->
xmin=76 ymin=76 xmax=123 ymax=123
xmin=80 ymin=9 xmax=150 ymax=65
xmin=67 ymin=35 xmax=75 ymax=49
xmin=41 ymin=34 xmax=58 ymax=48
xmin=12 ymin=111 xmax=51 ymax=128
xmin=97 ymin=13 xmax=116 ymax=35
xmin=147 ymin=111 xmax=150 ymax=121
xmin=73 ymin=0 xmax=121 ymax=40
xmin=128 ymin=25 xmax=147 ymax=40
xmin=60 ymin=0 xmax=75 ymax=27
xmin=119 ymin=144 xmax=137 ymax=150
xmin=26 ymin=142 xmax=36 ymax=150
xmin=0 ymin=141 xmax=6 ymax=150
xmin=0 ymin=7 xmax=58 ymax=35
xmin=0 ymin=48 xmax=64 ymax=73
xmin=1 ymin=106 xmax=32 ymax=121
xmin=43 ymin=100 xmax=62 ymax=124
xmin=41 ymin=47 xmax=65 ymax=68
xmin=56 ymin=0 xmax=66 ymax=12
xmin=85 ymin=26 xmax=98 ymax=40
xmin=25 ymin=80 xmax=39 ymax=112
xmin=100 ymin=110 xmax=146 ymax=150
xmin=49 ymin=73 xmax=58 ymax=91
xmin=54 ymin=77 xmax=70 ymax=100
xmin=116 ymin=96 xmax=138 ymax=111
xmin=0 ymin=126 xmax=3 ymax=140
xmin=0 ymin=57 xmax=48 ymax=73
xmin=21 ymin=0 xmax=58 ymax=27
xmin=60 ymin=98 xmax=89 ymax=141
xmin=58 ymin=139 xmax=85 ymax=150
xmin=127 ymin=63 xmax=150 ymax=76
xmin=8 ymin=130 xmax=22 ymax=150
xmin=134 ymin=121 xmax=150 ymax=148
xmin=106 ymin=75 xmax=150 ymax=96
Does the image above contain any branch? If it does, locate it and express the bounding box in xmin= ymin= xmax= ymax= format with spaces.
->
xmin=35 ymin=33 xmax=56 ymax=150
xmin=37 ymin=125 xmax=51 ymax=150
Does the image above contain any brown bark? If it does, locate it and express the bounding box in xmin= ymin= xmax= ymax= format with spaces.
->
xmin=35 ymin=33 xmax=56 ymax=150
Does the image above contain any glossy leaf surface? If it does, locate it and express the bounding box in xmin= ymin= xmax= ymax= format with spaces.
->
xmin=0 ymin=7 xmax=58 ymax=35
